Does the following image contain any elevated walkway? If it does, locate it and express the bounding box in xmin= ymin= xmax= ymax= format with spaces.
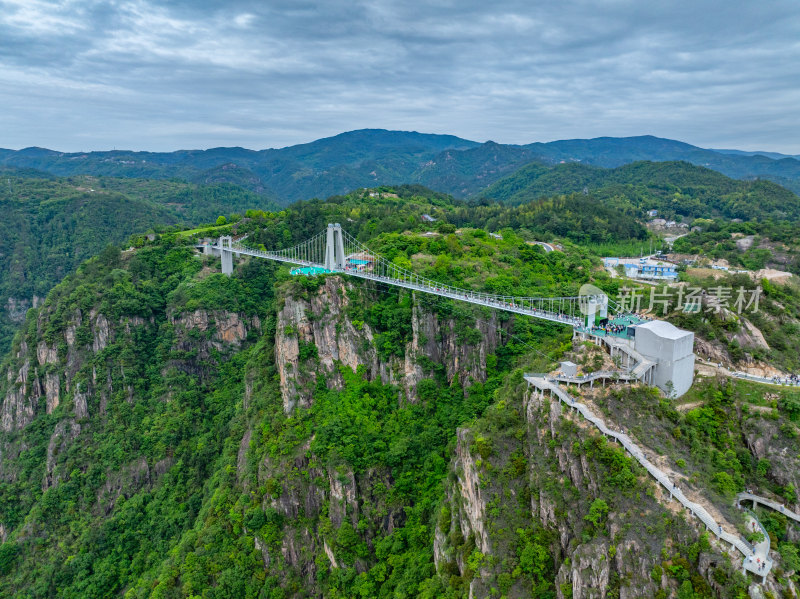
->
xmin=530 ymin=370 xmax=638 ymax=388
xmin=525 ymin=375 xmax=772 ymax=580
xmin=576 ymin=332 xmax=657 ymax=385
xmin=204 ymin=224 xmax=694 ymax=396
xmin=225 ymin=239 xmax=586 ymax=327
xmin=738 ymin=492 xmax=800 ymax=525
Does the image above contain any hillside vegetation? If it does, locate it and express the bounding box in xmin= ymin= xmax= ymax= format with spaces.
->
xmin=481 ymin=160 xmax=800 ymax=222
xmin=0 ymin=176 xmax=799 ymax=596
xmin=1 ymin=221 xmax=794 ymax=597
xmin=0 ymin=174 xmax=273 ymax=352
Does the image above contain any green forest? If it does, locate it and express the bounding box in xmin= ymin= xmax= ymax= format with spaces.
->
xmin=481 ymin=160 xmax=800 ymax=221
xmin=2 ymin=223 xmax=793 ymax=597
xmin=0 ymin=174 xmax=273 ymax=351
xmin=0 ymin=166 xmax=798 ymax=597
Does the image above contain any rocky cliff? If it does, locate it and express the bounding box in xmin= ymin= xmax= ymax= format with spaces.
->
xmin=434 ymin=379 xmax=754 ymax=598
xmin=0 ymin=240 xmax=795 ymax=598
xmin=274 ymin=276 xmax=506 ymax=411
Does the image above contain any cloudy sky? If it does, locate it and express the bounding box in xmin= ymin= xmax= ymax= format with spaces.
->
xmin=1 ymin=0 xmax=799 ymax=152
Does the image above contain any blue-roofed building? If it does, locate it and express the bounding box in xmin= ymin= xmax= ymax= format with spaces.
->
xmin=624 ymin=263 xmax=678 ymax=281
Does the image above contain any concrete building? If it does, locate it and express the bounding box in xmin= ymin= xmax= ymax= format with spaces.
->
xmin=560 ymin=361 xmax=578 ymax=377
xmin=605 ymin=256 xmax=678 ymax=281
xmin=632 ymin=320 xmax=695 ymax=397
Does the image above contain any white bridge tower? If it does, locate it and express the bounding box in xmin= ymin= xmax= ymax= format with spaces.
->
xmin=324 ymin=223 xmax=346 ymax=271
xmin=219 ymin=236 xmax=233 ymax=275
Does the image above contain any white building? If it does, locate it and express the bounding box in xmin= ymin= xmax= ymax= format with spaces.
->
xmin=632 ymin=320 xmax=695 ymax=397
xmin=560 ymin=361 xmax=578 ymax=377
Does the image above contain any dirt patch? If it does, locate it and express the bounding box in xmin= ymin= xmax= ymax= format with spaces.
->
xmin=752 ymin=268 xmax=792 ymax=284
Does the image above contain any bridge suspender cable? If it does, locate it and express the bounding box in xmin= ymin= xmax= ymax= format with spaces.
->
xmin=215 ymin=223 xmax=610 ymax=329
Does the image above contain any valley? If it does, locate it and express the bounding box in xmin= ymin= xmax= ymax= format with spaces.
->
xmin=0 ymin=138 xmax=798 ymax=598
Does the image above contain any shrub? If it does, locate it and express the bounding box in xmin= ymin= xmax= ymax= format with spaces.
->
xmin=711 ymin=471 xmax=737 ymax=497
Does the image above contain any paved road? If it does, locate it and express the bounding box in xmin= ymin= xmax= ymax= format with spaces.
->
xmin=528 ymin=240 xmax=555 ymax=253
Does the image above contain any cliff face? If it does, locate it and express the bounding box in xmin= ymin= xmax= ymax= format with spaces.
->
xmin=237 ymin=277 xmax=513 ymax=591
xmin=2 ymin=245 xmax=794 ymax=597
xmin=1 ymin=306 xmax=120 ymax=432
xmin=433 ymin=381 xmax=751 ymax=598
xmin=0 ymin=305 xmax=259 ymax=433
xmin=0 ymin=306 xmax=257 ymax=499
xmin=274 ymin=276 xmax=506 ymax=411
xmin=168 ymin=308 xmax=261 ymax=379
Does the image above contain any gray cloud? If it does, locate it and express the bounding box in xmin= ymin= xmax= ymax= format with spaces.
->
xmin=1 ymin=0 xmax=799 ymax=152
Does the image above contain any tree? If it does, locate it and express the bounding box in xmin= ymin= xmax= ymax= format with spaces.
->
xmin=584 ymin=498 xmax=610 ymax=529
xmin=216 ymin=215 xmax=227 ymax=225
xmin=98 ymin=244 xmax=121 ymax=267
xmin=779 ymin=543 xmax=800 ymax=574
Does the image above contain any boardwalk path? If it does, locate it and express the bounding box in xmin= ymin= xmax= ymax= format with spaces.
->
xmin=738 ymin=492 xmax=800 ymax=525
xmin=524 ymin=375 xmax=773 ymax=579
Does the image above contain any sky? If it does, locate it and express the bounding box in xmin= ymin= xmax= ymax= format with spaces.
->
xmin=1 ymin=0 xmax=800 ymax=153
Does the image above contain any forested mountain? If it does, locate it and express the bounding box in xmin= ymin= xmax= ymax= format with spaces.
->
xmin=0 ymin=194 xmax=798 ymax=597
xmin=713 ymin=148 xmax=800 ymax=161
xmin=0 ymin=174 xmax=273 ymax=352
xmin=481 ymin=160 xmax=800 ymax=221
xmin=523 ymin=136 xmax=800 ymax=193
xmin=4 ymin=130 xmax=800 ymax=203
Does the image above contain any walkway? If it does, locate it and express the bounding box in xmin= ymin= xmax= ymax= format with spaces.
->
xmin=219 ymin=227 xmax=588 ymax=328
xmin=574 ymin=331 xmax=657 ymax=384
xmin=737 ymin=492 xmax=800 ymax=525
xmin=531 ymin=370 xmax=639 ymax=388
xmin=697 ymin=360 xmax=800 ymax=389
xmin=524 ymin=375 xmax=772 ymax=579
xmin=210 ymin=225 xmax=671 ymax=394
xmin=731 ymin=371 xmax=800 ymax=388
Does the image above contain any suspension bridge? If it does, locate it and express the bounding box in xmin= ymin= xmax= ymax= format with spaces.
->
xmin=206 ymin=223 xmax=696 ymax=397
xmin=209 ymin=223 xmax=611 ymax=329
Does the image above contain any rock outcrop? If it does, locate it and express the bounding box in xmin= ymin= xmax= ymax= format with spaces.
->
xmin=168 ymin=309 xmax=261 ymax=379
xmin=275 ymin=276 xmax=507 ymax=412
xmin=432 ymin=383 xmax=739 ymax=597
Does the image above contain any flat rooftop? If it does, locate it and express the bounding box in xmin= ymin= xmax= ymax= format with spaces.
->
xmin=634 ymin=319 xmax=693 ymax=340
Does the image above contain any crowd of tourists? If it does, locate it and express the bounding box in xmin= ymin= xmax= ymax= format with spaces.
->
xmin=589 ymin=322 xmax=628 ymax=336
xmin=770 ymin=374 xmax=800 ymax=386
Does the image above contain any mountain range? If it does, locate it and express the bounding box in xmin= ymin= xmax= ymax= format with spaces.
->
xmin=4 ymin=130 xmax=800 ymax=203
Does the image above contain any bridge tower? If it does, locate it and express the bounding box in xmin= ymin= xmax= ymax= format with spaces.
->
xmin=583 ymin=294 xmax=609 ymax=327
xmin=324 ymin=223 xmax=346 ymax=271
xmin=220 ymin=236 xmax=233 ymax=275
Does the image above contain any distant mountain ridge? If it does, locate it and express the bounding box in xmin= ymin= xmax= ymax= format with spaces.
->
xmin=712 ymin=148 xmax=800 ymax=161
xmin=3 ymin=129 xmax=800 ymax=202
